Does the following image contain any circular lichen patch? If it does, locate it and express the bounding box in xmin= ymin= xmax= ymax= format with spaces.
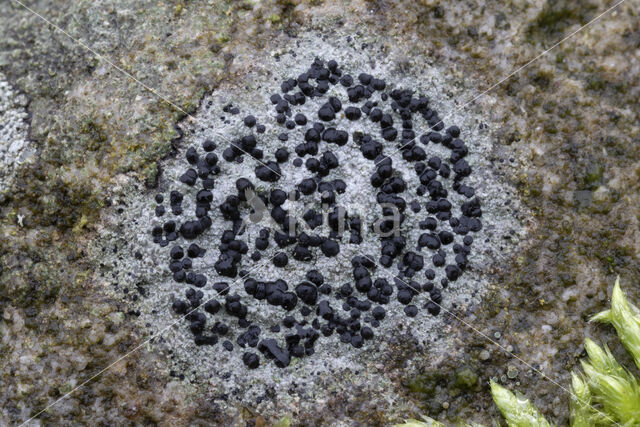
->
xmin=94 ymin=31 xmax=527 ymax=420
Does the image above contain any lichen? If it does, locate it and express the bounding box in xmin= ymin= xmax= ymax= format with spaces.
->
xmin=0 ymin=0 xmax=638 ymax=424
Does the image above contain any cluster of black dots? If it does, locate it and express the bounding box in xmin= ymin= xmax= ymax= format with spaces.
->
xmin=148 ymin=58 xmax=482 ymax=370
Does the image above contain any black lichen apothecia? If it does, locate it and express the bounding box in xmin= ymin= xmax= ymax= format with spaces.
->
xmin=148 ymin=58 xmax=482 ymax=370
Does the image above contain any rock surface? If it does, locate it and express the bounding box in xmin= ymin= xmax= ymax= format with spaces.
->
xmin=0 ymin=0 xmax=638 ymax=425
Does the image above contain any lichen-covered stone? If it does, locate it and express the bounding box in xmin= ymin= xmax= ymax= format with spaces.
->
xmin=0 ymin=0 xmax=638 ymax=425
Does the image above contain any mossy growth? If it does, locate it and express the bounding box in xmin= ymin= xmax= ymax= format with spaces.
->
xmin=454 ymin=368 xmax=479 ymax=390
xmin=407 ymin=365 xmax=482 ymax=416
xmin=526 ymin=0 xmax=599 ymax=42
xmin=78 ymin=115 xmax=109 ymax=152
xmin=528 ymin=69 xmax=553 ymax=90
xmin=491 ymin=277 xmax=640 ymax=426
xmin=583 ymin=161 xmax=604 ymax=189
xmin=268 ymin=13 xmax=281 ymax=24
xmin=398 ymin=278 xmax=640 ymax=426
xmin=394 ymin=416 xmax=485 ymax=427
xmin=408 ymin=372 xmax=446 ymax=399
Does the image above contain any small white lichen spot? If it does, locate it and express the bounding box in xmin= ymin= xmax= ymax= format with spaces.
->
xmin=0 ymin=73 xmax=32 ymax=193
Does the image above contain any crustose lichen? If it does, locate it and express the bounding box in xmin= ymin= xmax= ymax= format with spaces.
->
xmin=145 ymin=57 xmax=482 ymax=369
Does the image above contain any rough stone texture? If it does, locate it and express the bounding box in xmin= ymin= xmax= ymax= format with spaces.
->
xmin=0 ymin=0 xmax=638 ymax=425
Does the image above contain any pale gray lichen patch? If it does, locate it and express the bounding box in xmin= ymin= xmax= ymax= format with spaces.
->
xmin=93 ymin=30 xmax=528 ymax=422
xmin=0 ymin=73 xmax=32 ymax=194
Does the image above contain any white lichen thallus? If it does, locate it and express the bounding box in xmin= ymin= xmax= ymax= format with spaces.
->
xmin=241 ymin=187 xmax=403 ymax=239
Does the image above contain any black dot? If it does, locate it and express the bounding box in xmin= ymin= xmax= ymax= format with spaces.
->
xmin=244 ymin=115 xmax=256 ymax=127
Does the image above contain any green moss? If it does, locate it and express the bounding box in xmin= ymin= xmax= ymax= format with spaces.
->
xmin=455 ymin=368 xmax=479 ymax=390
xmin=78 ymin=116 xmax=109 ymax=152
xmin=585 ymin=74 xmax=607 ymax=91
xmin=143 ymin=162 xmax=160 ymax=187
xmin=408 ymin=374 xmax=442 ymax=399
xmin=268 ymin=13 xmax=282 ymax=24
xmin=529 ymin=69 xmax=553 ymax=90
xmin=492 ymin=279 xmax=640 ymax=426
xmin=583 ymin=162 xmax=604 ymax=188
xmin=527 ymin=0 xmax=599 ymax=42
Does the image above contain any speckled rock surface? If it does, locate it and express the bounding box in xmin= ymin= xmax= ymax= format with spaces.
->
xmin=0 ymin=0 xmax=639 ymax=425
